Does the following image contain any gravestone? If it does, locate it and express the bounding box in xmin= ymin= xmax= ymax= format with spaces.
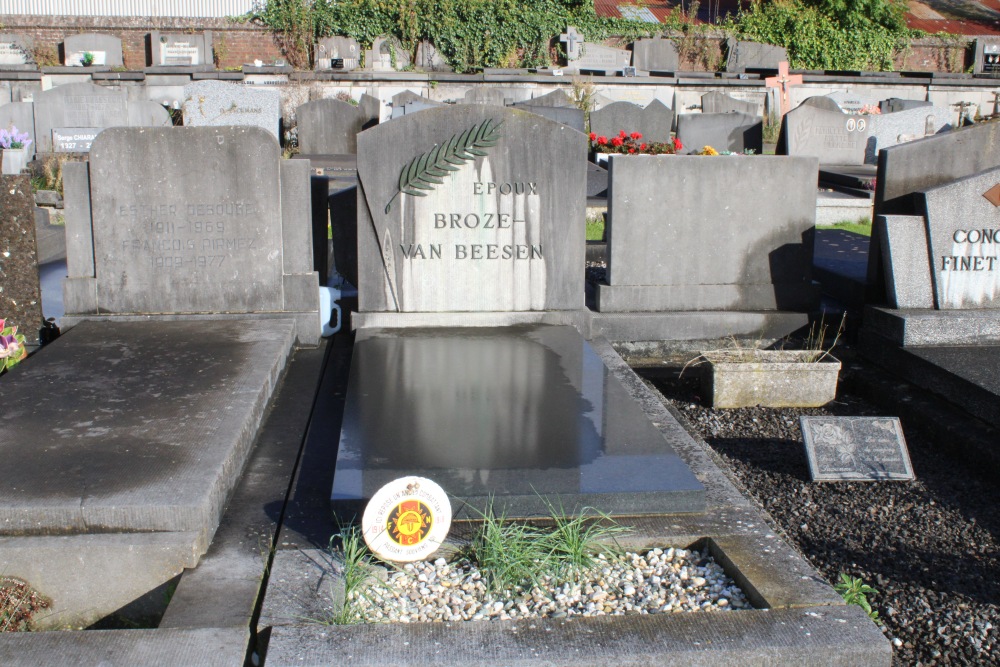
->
xmin=826 ymin=91 xmax=880 ymax=113
xmin=0 ymin=34 xmax=33 ymax=68
xmin=32 ymin=82 xmax=126 ymax=154
xmin=975 ymin=37 xmax=1000 ymax=77
xmin=589 ymin=99 xmax=673 ymax=143
xmin=880 ymin=98 xmax=931 ymax=113
xmin=182 ymin=80 xmax=281 ymax=139
xmin=866 ymin=105 xmax=951 ymax=163
xmin=353 ymin=105 xmax=585 ymax=316
xmin=464 ymin=88 xmax=525 ymax=106
xmin=314 ymin=36 xmax=360 ymax=71
xmin=127 ymin=100 xmax=172 ymax=128
xmin=779 ymin=103 xmax=872 ymax=165
xmin=0 ymin=103 xmax=36 ymax=157
xmin=414 ymin=40 xmax=451 ymax=72
xmin=148 ymin=31 xmax=213 ymax=67
xmin=63 ymin=33 xmax=123 ymax=67
xmin=390 ymin=100 xmax=442 ymax=119
xmin=587 ymin=162 xmax=608 ymax=197
xmin=676 ymin=112 xmax=762 ymax=155
xmin=799 ymin=96 xmax=843 ymax=113
xmin=391 ymin=90 xmax=438 ymax=108
xmin=631 ymin=36 xmax=679 ymax=72
xmin=512 ymin=89 xmax=575 ymax=108
xmin=358 ymin=93 xmax=381 ymax=124
xmin=62 ymin=126 xmax=319 ymax=344
xmin=572 ymin=43 xmax=632 ymax=73
xmin=0 ymin=175 xmax=44 ymax=346
xmin=596 ymin=155 xmax=818 ymax=312
xmin=801 ymin=416 xmax=914 ymax=482
xmin=367 ymin=36 xmax=409 ymax=71
xmin=874 ymin=215 xmax=934 ymax=309
xmin=517 ymin=105 xmax=584 ymax=132
xmin=702 ymin=91 xmax=758 ymax=116
xmin=296 ymin=98 xmax=371 ymax=154
xmin=725 ymin=39 xmax=787 ymax=72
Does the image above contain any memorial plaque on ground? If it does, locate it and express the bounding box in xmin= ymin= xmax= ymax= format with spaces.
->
xmin=779 ymin=103 xmax=872 ymax=165
xmin=182 ymin=80 xmax=280 ymax=139
xmin=589 ymin=99 xmax=673 ymax=143
xmin=355 ymin=105 xmax=585 ymax=313
xmin=32 ymin=82 xmax=127 ymax=153
xmin=725 ymin=39 xmax=787 ymax=72
xmin=63 ymin=33 xmax=123 ymax=67
xmin=676 ymin=112 xmax=763 ymax=155
xmin=296 ymin=98 xmax=372 ymax=154
xmin=631 ymin=36 xmax=678 ymax=72
xmin=0 ymin=175 xmax=43 ymax=346
xmin=62 ymin=126 xmax=319 ymax=344
xmin=314 ymin=36 xmax=360 ymax=71
xmin=801 ymin=416 xmax=914 ymax=481
xmin=149 ymin=31 xmax=213 ymax=66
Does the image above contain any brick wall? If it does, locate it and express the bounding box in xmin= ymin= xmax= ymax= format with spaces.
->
xmin=2 ymin=15 xmax=283 ymax=69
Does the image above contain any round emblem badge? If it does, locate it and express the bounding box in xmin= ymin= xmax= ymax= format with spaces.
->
xmin=362 ymin=476 xmax=452 ymax=562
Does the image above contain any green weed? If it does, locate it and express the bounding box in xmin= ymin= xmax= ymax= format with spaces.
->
xmin=834 ymin=573 xmax=881 ymax=625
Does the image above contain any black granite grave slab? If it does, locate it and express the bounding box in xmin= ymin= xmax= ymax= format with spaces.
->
xmin=330 ymin=325 xmax=705 ymax=519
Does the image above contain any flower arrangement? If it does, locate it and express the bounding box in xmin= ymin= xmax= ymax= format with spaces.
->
xmin=589 ymin=130 xmax=682 ymax=155
xmin=696 ymin=145 xmax=757 ymax=156
xmin=81 ymin=51 xmax=95 ymax=67
xmin=0 ymin=127 xmax=31 ymax=151
xmin=0 ymin=319 xmax=27 ymax=373
xmin=854 ymin=104 xmax=881 ymax=115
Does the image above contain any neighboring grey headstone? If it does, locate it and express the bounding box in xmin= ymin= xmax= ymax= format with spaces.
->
xmin=826 ymin=91 xmax=880 ymax=113
xmin=390 ymin=100 xmax=442 ymax=119
xmin=32 ymin=82 xmax=127 ymax=153
xmin=880 ymin=98 xmax=931 ymax=113
xmin=875 ymin=214 xmax=934 ymax=309
xmin=676 ymin=112 xmax=763 ymax=155
xmin=182 ymin=80 xmax=280 ymax=139
xmin=0 ymin=34 xmax=32 ymax=67
xmin=63 ymin=33 xmax=123 ymax=67
xmin=866 ymin=106 xmax=952 ymax=163
xmin=631 ymin=36 xmax=678 ymax=72
xmin=571 ymin=43 xmax=631 ymax=73
xmin=596 ymin=155 xmax=818 ymax=312
xmin=127 ymin=100 xmax=172 ymax=128
xmin=587 ymin=162 xmax=607 ymax=197
xmin=975 ymin=37 xmax=1000 ymax=77
xmin=149 ymin=31 xmax=213 ymax=66
xmin=799 ymin=96 xmax=844 ymax=113
xmin=296 ymin=98 xmax=369 ymax=154
xmin=517 ymin=105 xmax=585 ymax=132
xmin=512 ymin=89 xmax=576 ymax=108
xmin=801 ymin=416 xmax=914 ymax=482
xmin=359 ymin=93 xmax=381 ymax=124
xmin=701 ymin=91 xmax=758 ymax=116
xmin=63 ymin=126 xmax=319 ymax=344
xmin=589 ymin=99 xmax=673 ymax=143
xmin=392 ymin=90 xmax=438 ymax=108
xmin=355 ymin=105 xmax=586 ymax=314
xmin=315 ymin=36 xmax=360 ymax=71
xmin=918 ymin=165 xmax=1000 ymax=309
xmin=414 ymin=40 xmax=452 ymax=72
xmin=465 ymin=88 xmax=524 ymax=106
xmin=367 ymin=36 xmax=410 ymax=71
xmin=780 ymin=103 xmax=872 ymax=165
xmin=0 ymin=103 xmax=36 ymax=156
xmin=725 ymin=39 xmax=787 ymax=72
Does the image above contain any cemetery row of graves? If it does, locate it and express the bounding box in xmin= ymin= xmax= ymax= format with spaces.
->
xmin=1 ymin=36 xmax=1000 ymax=663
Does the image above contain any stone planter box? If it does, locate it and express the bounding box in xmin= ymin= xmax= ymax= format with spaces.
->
xmin=699 ymin=349 xmax=841 ymax=408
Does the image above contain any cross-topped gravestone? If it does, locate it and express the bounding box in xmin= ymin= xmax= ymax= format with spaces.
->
xmin=765 ymin=62 xmax=803 ymax=116
xmin=560 ymin=26 xmax=583 ymax=61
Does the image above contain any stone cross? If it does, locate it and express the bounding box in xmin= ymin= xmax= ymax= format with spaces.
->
xmin=954 ymin=100 xmax=973 ymax=125
xmin=560 ymin=26 xmax=583 ymax=61
xmin=765 ymin=61 xmax=803 ymax=116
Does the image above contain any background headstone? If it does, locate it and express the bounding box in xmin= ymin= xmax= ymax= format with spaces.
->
xmin=315 ymin=36 xmax=360 ymax=71
xmin=516 ymin=105 xmax=584 ymax=132
xmin=63 ymin=126 xmax=319 ymax=343
xmin=801 ymin=416 xmax=914 ymax=482
xmin=296 ymin=98 xmax=371 ymax=154
xmin=725 ymin=39 xmax=787 ymax=72
xmin=880 ymin=98 xmax=931 ymax=113
xmin=512 ymin=89 xmax=575 ymax=108
xmin=874 ymin=214 xmax=934 ymax=309
xmin=182 ymin=80 xmax=281 ymax=139
xmin=676 ymin=112 xmax=763 ymax=155
xmin=465 ymin=88 xmax=525 ymax=106
xmin=589 ymin=99 xmax=673 ymax=143
xmin=63 ymin=33 xmax=123 ymax=67
xmin=827 ymin=91 xmax=880 ymax=113
xmin=148 ymin=31 xmax=213 ymax=67
xmin=414 ymin=40 xmax=452 ymax=72
xmin=975 ymin=37 xmax=1000 ymax=77
xmin=390 ymin=100 xmax=443 ymax=119
xmin=359 ymin=93 xmax=381 ymax=125
xmin=0 ymin=34 xmax=33 ymax=68
xmin=702 ymin=91 xmax=758 ymax=116
xmin=354 ymin=105 xmax=585 ymax=314
xmin=631 ymin=36 xmax=679 ymax=72
xmin=866 ymin=105 xmax=952 ymax=163
xmin=0 ymin=103 xmax=36 ymax=158
xmin=798 ymin=96 xmax=844 ymax=113
xmin=0 ymin=175 xmax=44 ymax=346
xmin=126 ymin=100 xmax=172 ymax=128
xmin=392 ymin=90 xmax=438 ymax=108
xmin=367 ymin=36 xmax=410 ymax=71
xmin=779 ymin=103 xmax=872 ymax=165
xmin=32 ymin=82 xmax=127 ymax=153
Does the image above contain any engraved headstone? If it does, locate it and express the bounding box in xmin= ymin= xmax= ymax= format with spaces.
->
xmin=826 ymin=91 xmax=880 ymax=113
xmin=63 ymin=33 xmax=123 ymax=67
xmin=511 ymin=89 xmax=576 ymax=108
xmin=866 ymin=106 xmax=952 ymax=163
xmin=414 ymin=40 xmax=452 ymax=72
xmin=314 ymin=36 xmax=360 ymax=71
xmin=182 ymin=80 xmax=280 ymax=139
xmin=799 ymin=95 xmax=843 ymax=113
xmin=559 ymin=26 xmax=583 ymax=61
xmin=0 ymin=34 xmax=32 ymax=68
xmin=354 ymin=105 xmax=585 ymax=315
xmin=779 ymin=102 xmax=872 ymax=165
xmin=975 ymin=37 xmax=1000 ymax=77
xmin=367 ymin=36 xmax=409 ymax=71
xmin=675 ymin=112 xmax=763 ymax=155
xmin=725 ymin=39 xmax=787 ymax=72
xmin=701 ymin=91 xmax=759 ymax=116
xmin=801 ymin=416 xmax=914 ymax=482
xmin=572 ymin=43 xmax=632 ymax=73
xmin=32 ymin=82 xmax=127 ymax=153
xmin=0 ymin=175 xmax=44 ymax=346
xmin=589 ymin=99 xmax=673 ymax=143
xmin=149 ymin=31 xmax=213 ymax=67
xmin=296 ymin=98 xmax=371 ymax=154
xmin=631 ymin=36 xmax=679 ymax=72
xmin=62 ymin=126 xmax=319 ymax=344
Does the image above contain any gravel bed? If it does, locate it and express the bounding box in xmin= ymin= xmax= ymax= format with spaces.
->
xmin=640 ymin=362 xmax=1000 ymax=666
xmin=349 ymin=548 xmax=750 ymax=624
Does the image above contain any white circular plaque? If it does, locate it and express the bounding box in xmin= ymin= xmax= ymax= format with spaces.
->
xmin=361 ymin=476 xmax=452 ymax=563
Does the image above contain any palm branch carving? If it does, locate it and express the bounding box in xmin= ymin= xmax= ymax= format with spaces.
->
xmin=385 ymin=118 xmax=504 ymax=213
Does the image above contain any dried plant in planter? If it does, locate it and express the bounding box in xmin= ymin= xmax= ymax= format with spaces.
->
xmin=0 ymin=577 xmax=51 ymax=632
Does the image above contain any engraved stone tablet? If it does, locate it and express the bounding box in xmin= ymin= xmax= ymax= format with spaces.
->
xmin=361 ymin=476 xmax=452 ymax=562
xmin=801 ymin=416 xmax=914 ymax=482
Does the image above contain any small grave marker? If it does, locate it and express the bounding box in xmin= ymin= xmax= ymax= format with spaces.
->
xmin=801 ymin=416 xmax=914 ymax=482
xmin=361 ymin=476 xmax=452 ymax=562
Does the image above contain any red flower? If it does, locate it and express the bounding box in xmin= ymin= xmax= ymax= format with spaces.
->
xmin=619 ymin=130 xmax=627 ymax=138
xmin=640 ymin=143 xmax=647 ymax=150
xmin=630 ymin=132 xmax=642 ymax=140
xmin=597 ymin=135 xmax=608 ymax=145
xmin=611 ymin=137 xmax=624 ymax=147
xmin=628 ymin=148 xmax=636 ymax=154
xmin=673 ymin=137 xmax=683 ymax=150
xmin=589 ymin=132 xmax=596 ymax=141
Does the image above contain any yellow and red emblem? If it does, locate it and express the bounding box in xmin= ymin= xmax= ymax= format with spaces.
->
xmin=386 ymin=499 xmax=433 ymax=546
